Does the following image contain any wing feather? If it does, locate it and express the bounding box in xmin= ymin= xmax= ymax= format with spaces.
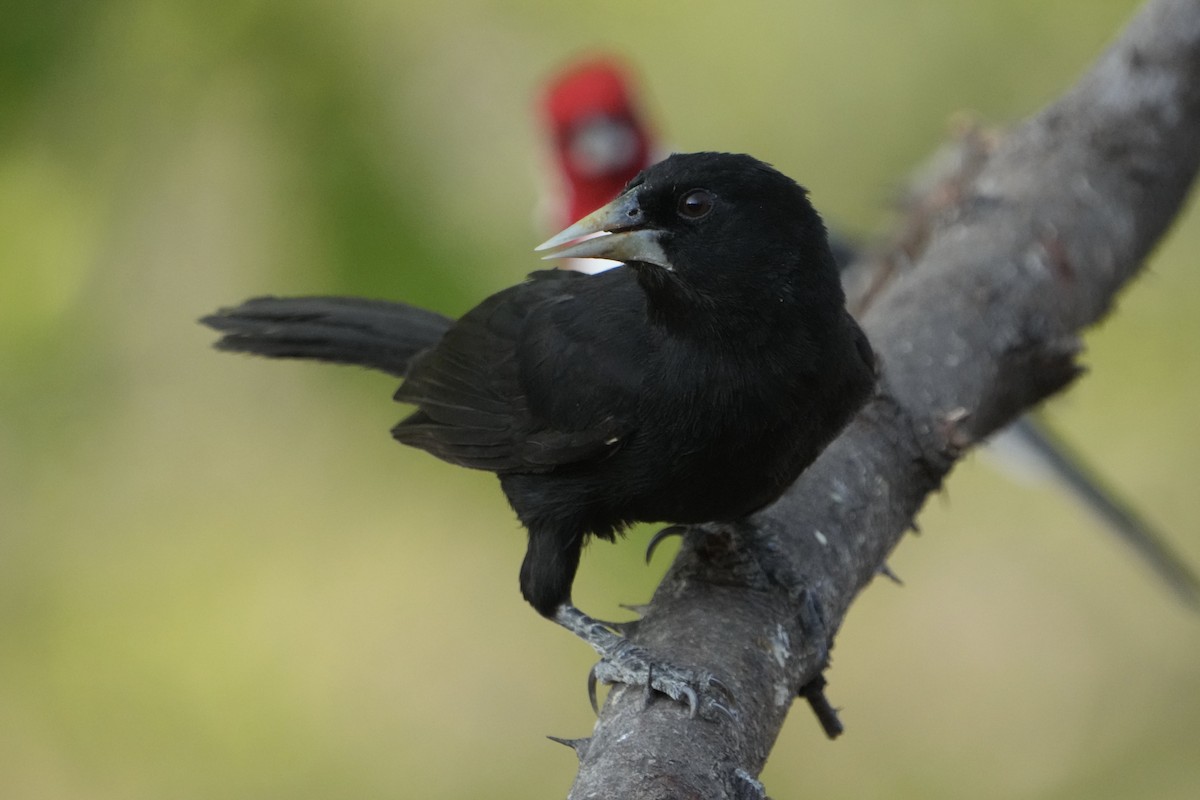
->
xmin=392 ymin=269 xmax=645 ymax=473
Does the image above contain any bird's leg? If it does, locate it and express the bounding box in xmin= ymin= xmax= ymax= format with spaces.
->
xmin=518 ymin=523 xmax=732 ymax=720
xmin=552 ymin=603 xmax=629 ymax=656
xmin=552 ymin=603 xmax=734 ymax=722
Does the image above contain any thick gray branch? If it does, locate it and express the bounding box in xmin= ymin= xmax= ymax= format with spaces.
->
xmin=566 ymin=0 xmax=1200 ymax=797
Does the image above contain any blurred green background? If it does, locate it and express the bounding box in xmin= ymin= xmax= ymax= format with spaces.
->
xmin=2 ymin=0 xmax=1198 ymax=797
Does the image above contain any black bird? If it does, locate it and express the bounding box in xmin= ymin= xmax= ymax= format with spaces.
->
xmin=202 ymin=152 xmax=877 ymax=713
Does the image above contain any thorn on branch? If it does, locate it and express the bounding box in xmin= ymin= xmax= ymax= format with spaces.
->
xmin=547 ymin=735 xmax=591 ymax=760
xmin=879 ymin=562 xmax=904 ymax=585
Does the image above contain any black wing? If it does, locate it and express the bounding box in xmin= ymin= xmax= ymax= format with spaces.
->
xmin=392 ymin=269 xmax=647 ymax=473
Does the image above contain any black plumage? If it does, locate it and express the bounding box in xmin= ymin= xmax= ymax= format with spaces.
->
xmin=203 ymin=152 xmax=876 ymax=711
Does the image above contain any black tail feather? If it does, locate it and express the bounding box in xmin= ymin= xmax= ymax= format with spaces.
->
xmin=201 ymin=296 xmax=453 ymax=378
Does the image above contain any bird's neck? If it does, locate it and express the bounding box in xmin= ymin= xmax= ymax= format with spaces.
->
xmin=636 ymin=260 xmax=843 ymax=348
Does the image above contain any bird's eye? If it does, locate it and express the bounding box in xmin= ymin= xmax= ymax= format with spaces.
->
xmin=677 ymin=189 xmax=714 ymax=220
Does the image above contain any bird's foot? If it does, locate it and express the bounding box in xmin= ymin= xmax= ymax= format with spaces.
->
xmin=587 ymin=638 xmax=736 ymax=722
xmin=553 ymin=603 xmax=735 ymax=722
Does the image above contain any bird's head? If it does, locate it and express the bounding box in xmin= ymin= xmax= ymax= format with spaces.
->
xmin=536 ymin=152 xmax=841 ymax=321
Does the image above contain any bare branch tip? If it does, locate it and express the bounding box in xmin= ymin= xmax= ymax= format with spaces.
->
xmin=798 ymin=674 xmax=846 ymax=740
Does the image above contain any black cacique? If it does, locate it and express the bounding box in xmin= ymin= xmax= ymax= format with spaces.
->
xmin=202 ymin=152 xmax=877 ymax=714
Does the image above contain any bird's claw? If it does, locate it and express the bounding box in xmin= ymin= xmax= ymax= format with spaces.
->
xmin=644 ymin=525 xmax=686 ymax=564
xmin=712 ymin=701 xmax=737 ymax=723
xmin=587 ymin=663 xmax=601 ymax=714
xmin=586 ymin=642 xmax=737 ymax=722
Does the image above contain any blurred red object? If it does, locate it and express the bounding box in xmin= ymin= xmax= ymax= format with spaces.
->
xmin=540 ymin=57 xmax=658 ymax=236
